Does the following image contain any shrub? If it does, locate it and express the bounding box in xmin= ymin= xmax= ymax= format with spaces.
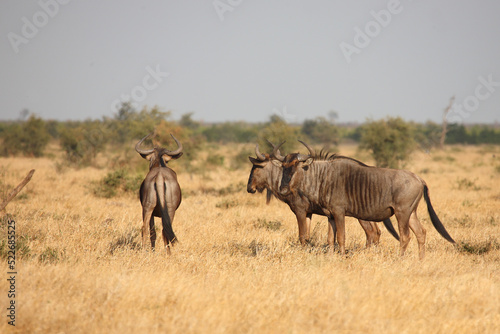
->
xmin=301 ymin=117 xmax=339 ymax=147
xmin=91 ymin=169 xmax=142 ymax=198
xmin=59 ymin=121 xmax=107 ymax=167
xmin=257 ymin=115 xmax=299 ymax=154
xmin=359 ymin=117 xmax=415 ymax=168
xmin=202 ymin=122 xmax=259 ymax=143
xmin=0 ymin=115 xmax=50 ymax=157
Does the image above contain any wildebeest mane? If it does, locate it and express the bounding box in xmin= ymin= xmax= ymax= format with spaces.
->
xmin=311 ymin=149 xmax=369 ymax=167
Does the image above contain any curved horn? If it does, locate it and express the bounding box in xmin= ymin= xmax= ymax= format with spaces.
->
xmin=164 ymin=134 xmax=183 ymax=156
xmin=265 ymin=139 xmax=283 ymax=159
xmin=255 ymin=144 xmax=266 ymax=161
xmin=298 ymin=140 xmax=315 ymax=157
xmin=135 ymin=133 xmax=155 ymax=155
xmin=272 ymin=141 xmax=285 ymax=162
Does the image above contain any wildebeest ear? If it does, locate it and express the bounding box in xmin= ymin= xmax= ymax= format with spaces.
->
xmin=170 ymin=152 xmax=183 ymax=160
xmin=271 ymin=159 xmax=282 ymax=167
xmin=249 ymin=156 xmax=266 ymax=166
xmin=301 ymin=158 xmax=313 ymax=167
xmin=140 ymin=152 xmax=155 ymax=161
xmin=162 ymin=152 xmax=183 ymax=162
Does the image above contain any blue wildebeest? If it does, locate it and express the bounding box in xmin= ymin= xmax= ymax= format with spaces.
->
xmin=135 ymin=133 xmax=183 ymax=253
xmin=247 ymin=143 xmax=399 ymax=248
xmin=275 ymin=141 xmax=455 ymax=259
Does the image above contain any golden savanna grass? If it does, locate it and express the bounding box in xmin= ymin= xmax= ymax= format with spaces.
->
xmin=1 ymin=143 xmax=499 ymax=333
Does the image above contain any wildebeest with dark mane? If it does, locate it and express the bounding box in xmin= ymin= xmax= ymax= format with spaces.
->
xmin=247 ymin=142 xmax=399 ymax=248
xmin=275 ymin=141 xmax=455 ymax=259
xmin=136 ymin=133 xmax=183 ymax=253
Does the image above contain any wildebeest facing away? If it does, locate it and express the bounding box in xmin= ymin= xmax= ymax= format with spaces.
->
xmin=136 ymin=133 xmax=183 ymax=253
xmin=275 ymin=141 xmax=455 ymax=259
xmin=247 ymin=142 xmax=399 ymax=248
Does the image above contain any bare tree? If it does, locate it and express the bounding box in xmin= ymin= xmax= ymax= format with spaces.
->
xmin=440 ymin=96 xmax=455 ymax=149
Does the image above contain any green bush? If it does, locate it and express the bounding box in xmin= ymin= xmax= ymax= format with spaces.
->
xmin=108 ymin=103 xmax=171 ymax=145
xmin=0 ymin=115 xmax=50 ymax=157
xmin=202 ymin=122 xmax=259 ymax=143
xmin=359 ymin=117 xmax=416 ymax=168
xmin=301 ymin=117 xmax=339 ymax=147
xmin=91 ymin=169 xmax=142 ymax=198
xmin=257 ymin=115 xmax=299 ymax=154
xmin=59 ymin=121 xmax=107 ymax=167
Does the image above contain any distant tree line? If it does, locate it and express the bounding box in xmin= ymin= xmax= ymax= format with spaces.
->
xmin=0 ymin=104 xmax=499 ymax=169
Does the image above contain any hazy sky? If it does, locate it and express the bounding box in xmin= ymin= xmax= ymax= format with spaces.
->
xmin=1 ymin=0 xmax=499 ymax=124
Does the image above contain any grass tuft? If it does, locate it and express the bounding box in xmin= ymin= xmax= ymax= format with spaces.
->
xmin=108 ymin=230 xmax=141 ymax=254
xmin=457 ymin=239 xmax=500 ymax=255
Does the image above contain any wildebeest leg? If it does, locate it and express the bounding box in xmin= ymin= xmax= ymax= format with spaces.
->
xmin=142 ymin=205 xmax=155 ymax=250
xmin=162 ymin=208 xmax=177 ymax=255
xmin=358 ymin=220 xmax=381 ymax=247
xmin=395 ymin=210 xmax=412 ymax=257
xmin=332 ymin=212 xmax=346 ymax=255
xmin=327 ymin=217 xmax=335 ymax=249
xmin=408 ymin=211 xmax=426 ymax=260
xmin=149 ymin=214 xmax=156 ymax=250
xmin=295 ymin=213 xmax=309 ymax=245
xmin=305 ymin=213 xmax=312 ymax=242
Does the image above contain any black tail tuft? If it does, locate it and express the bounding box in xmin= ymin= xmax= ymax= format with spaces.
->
xmin=383 ymin=218 xmax=400 ymax=241
xmin=161 ymin=210 xmax=178 ymax=244
xmin=423 ymin=185 xmax=455 ymax=243
xmin=266 ymin=189 xmax=273 ymax=205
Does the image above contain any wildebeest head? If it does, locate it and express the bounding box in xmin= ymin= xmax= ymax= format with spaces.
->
xmin=275 ymin=140 xmax=314 ymax=196
xmin=247 ymin=143 xmax=274 ymax=194
xmin=247 ymin=141 xmax=288 ymax=204
xmin=135 ymin=133 xmax=183 ymax=169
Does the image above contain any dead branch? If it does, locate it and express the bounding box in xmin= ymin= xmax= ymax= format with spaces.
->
xmin=0 ymin=169 xmax=35 ymax=212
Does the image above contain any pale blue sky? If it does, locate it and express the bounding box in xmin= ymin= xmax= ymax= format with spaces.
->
xmin=1 ymin=0 xmax=499 ymax=124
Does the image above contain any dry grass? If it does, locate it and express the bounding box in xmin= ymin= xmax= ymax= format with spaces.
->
xmin=1 ymin=144 xmax=499 ymax=333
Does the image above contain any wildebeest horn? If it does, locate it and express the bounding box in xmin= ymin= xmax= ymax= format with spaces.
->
xmin=164 ymin=134 xmax=183 ymax=156
xmin=272 ymin=141 xmax=285 ymax=162
xmin=255 ymin=144 xmax=266 ymax=161
xmin=298 ymin=140 xmax=315 ymax=157
xmin=135 ymin=133 xmax=155 ymax=155
xmin=265 ymin=140 xmax=284 ymax=159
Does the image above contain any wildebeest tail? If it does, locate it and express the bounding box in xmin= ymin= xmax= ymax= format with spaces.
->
xmin=382 ymin=218 xmax=399 ymax=241
xmin=423 ymin=185 xmax=455 ymax=243
xmin=155 ymin=178 xmax=178 ymax=244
